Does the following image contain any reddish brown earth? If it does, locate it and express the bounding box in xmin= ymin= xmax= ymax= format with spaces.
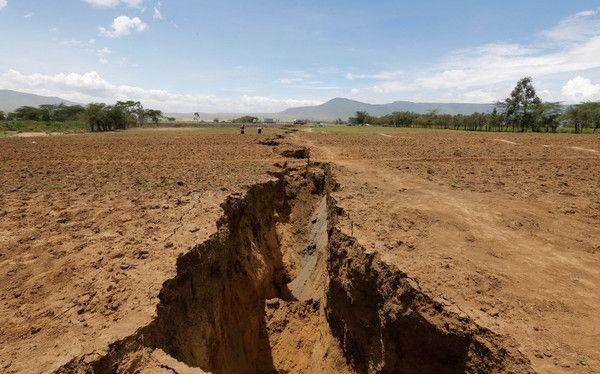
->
xmin=0 ymin=128 xmax=598 ymax=373
xmin=0 ymin=132 xmax=283 ymax=373
xmin=287 ymin=130 xmax=600 ymax=373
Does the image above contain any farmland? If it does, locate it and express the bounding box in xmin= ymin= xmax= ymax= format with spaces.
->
xmin=0 ymin=127 xmax=599 ymax=373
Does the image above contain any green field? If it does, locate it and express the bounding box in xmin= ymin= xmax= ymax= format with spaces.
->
xmin=0 ymin=120 xmax=88 ymax=136
xmin=305 ymin=124 xmax=450 ymax=135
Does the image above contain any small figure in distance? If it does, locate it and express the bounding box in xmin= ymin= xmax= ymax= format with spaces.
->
xmin=257 ymin=126 xmax=263 ymax=135
xmin=240 ymin=124 xmax=245 ymax=135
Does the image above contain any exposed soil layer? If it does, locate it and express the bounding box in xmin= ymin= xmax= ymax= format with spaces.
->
xmin=58 ymin=163 xmax=531 ymax=374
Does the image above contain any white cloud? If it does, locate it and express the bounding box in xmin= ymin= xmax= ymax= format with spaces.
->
xmin=0 ymin=69 xmax=321 ymax=112
xmin=99 ymin=16 xmax=147 ymax=38
xmin=346 ymin=71 xmax=405 ymax=81
xmin=60 ymin=39 xmax=111 ymax=64
xmin=542 ymin=9 xmax=600 ymax=43
xmin=350 ymin=9 xmax=600 ymax=103
xmin=60 ymin=39 xmax=96 ymax=47
xmin=24 ymin=13 xmax=34 ymax=18
xmin=153 ymin=2 xmax=164 ymax=20
xmin=274 ymin=73 xmax=338 ymax=90
xmin=82 ymin=0 xmax=143 ymax=8
xmin=275 ymin=78 xmax=303 ymax=84
xmin=561 ymin=76 xmax=600 ymax=102
xmin=0 ymin=0 xmax=7 ymax=11
xmin=96 ymin=48 xmax=111 ymax=64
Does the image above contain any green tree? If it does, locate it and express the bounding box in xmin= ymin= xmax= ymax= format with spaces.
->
xmin=85 ymin=103 xmax=107 ymax=132
xmin=349 ymin=111 xmax=373 ymax=125
xmin=0 ymin=111 xmax=5 ymax=121
xmin=13 ymin=106 xmax=43 ymax=121
xmin=562 ymin=106 xmax=586 ymax=134
xmin=497 ymin=77 xmax=541 ymax=132
xmin=116 ymin=100 xmax=144 ymax=126
xmin=54 ymin=104 xmax=86 ymax=122
xmin=145 ymin=109 xmax=164 ymax=123
xmin=533 ymin=102 xmax=563 ymax=133
xmin=577 ymin=102 xmax=600 ymax=133
xmin=233 ymin=115 xmax=258 ymax=123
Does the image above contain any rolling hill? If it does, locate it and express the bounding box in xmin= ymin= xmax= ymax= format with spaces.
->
xmin=0 ymin=89 xmax=78 ymax=112
xmin=279 ymin=98 xmax=495 ymax=121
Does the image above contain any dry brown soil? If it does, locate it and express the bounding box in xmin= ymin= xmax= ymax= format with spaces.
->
xmin=0 ymin=128 xmax=598 ymax=373
xmin=0 ymin=132 xmax=282 ymax=373
xmin=287 ymin=130 xmax=600 ymax=373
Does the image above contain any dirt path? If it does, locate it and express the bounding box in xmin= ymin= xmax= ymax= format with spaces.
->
xmin=291 ymin=132 xmax=600 ymax=373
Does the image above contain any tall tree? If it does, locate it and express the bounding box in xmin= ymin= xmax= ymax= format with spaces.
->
xmin=497 ymin=77 xmax=541 ymax=132
xmin=116 ymin=100 xmax=144 ymax=126
xmin=577 ymin=102 xmax=600 ymax=133
xmin=533 ymin=102 xmax=563 ymax=133
xmin=145 ymin=109 xmax=164 ymax=123
xmin=349 ymin=111 xmax=372 ymax=125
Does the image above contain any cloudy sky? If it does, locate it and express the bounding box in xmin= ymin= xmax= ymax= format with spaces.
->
xmin=0 ymin=0 xmax=599 ymax=112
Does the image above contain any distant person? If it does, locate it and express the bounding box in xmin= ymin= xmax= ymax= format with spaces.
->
xmin=240 ymin=124 xmax=245 ymax=135
xmin=257 ymin=127 xmax=263 ymax=135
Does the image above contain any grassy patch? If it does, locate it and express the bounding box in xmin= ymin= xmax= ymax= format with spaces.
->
xmin=0 ymin=120 xmax=88 ymax=135
xmin=305 ymin=125 xmax=448 ymax=135
xmin=123 ymin=125 xmax=284 ymax=136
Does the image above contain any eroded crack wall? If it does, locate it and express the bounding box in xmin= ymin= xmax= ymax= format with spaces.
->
xmin=326 ymin=229 xmax=533 ymax=373
xmin=58 ymin=160 xmax=533 ymax=374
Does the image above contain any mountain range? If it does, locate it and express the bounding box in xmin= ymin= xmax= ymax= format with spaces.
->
xmin=279 ymin=98 xmax=495 ymax=120
xmin=0 ymin=90 xmax=495 ymax=121
xmin=0 ymin=90 xmax=78 ymax=112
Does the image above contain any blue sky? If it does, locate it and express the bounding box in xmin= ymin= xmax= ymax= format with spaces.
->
xmin=1 ymin=0 xmax=599 ymax=112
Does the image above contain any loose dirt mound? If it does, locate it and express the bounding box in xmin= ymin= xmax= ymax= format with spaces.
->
xmin=58 ymin=163 xmax=531 ymax=373
xmin=281 ymin=147 xmax=310 ymax=159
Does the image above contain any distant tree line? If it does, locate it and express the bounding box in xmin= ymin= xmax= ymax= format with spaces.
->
xmin=348 ymin=78 xmax=600 ymax=133
xmin=1 ymin=101 xmax=165 ymax=132
xmin=232 ymin=115 xmax=258 ymax=123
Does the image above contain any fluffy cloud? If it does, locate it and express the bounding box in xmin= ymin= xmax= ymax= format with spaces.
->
xmin=0 ymin=69 xmax=320 ymax=112
xmin=561 ymin=76 xmax=600 ymax=102
xmin=82 ymin=0 xmax=143 ymax=8
xmin=350 ymin=9 xmax=600 ymax=103
xmin=99 ymin=16 xmax=147 ymax=38
xmin=0 ymin=0 xmax=7 ymax=11
xmin=542 ymin=9 xmax=600 ymax=43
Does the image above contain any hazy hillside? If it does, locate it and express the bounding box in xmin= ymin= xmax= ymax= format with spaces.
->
xmin=0 ymin=90 xmax=78 ymax=112
xmin=279 ymin=98 xmax=495 ymax=120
